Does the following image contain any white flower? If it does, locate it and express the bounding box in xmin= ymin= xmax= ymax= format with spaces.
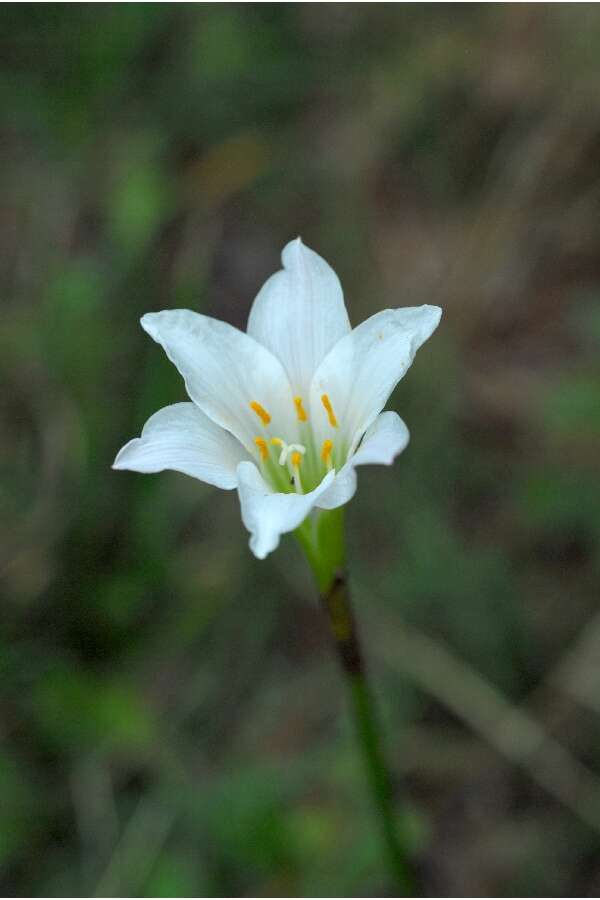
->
xmin=113 ymin=239 xmax=441 ymax=559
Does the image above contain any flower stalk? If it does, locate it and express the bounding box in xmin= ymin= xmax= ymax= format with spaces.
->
xmin=113 ymin=238 xmax=440 ymax=892
xmin=296 ymin=512 xmax=413 ymax=895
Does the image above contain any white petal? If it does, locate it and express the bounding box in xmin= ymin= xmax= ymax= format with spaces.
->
xmin=236 ymin=461 xmax=335 ymax=559
xmin=313 ymin=467 xmax=358 ymax=512
xmin=351 ymin=410 xmax=410 ymax=466
xmin=247 ymin=238 xmax=351 ymax=396
xmin=309 ymin=305 xmax=441 ymax=449
xmin=141 ymin=310 xmax=298 ymax=454
xmin=315 ymin=411 xmax=410 ymax=510
xmin=112 ymin=402 xmax=247 ymax=489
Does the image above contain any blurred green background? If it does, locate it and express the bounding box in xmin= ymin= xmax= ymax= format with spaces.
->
xmin=2 ymin=4 xmax=600 ymax=896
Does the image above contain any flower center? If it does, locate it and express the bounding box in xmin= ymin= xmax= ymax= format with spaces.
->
xmin=249 ymin=394 xmax=341 ymax=494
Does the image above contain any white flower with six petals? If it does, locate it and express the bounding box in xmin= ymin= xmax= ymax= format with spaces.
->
xmin=113 ymin=239 xmax=441 ymax=559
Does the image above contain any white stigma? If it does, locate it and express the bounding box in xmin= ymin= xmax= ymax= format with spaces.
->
xmin=272 ymin=439 xmax=306 ymax=467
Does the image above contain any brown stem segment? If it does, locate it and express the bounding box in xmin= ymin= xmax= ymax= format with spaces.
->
xmin=321 ymin=570 xmax=363 ymax=676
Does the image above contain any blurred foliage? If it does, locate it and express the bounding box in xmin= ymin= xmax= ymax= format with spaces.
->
xmin=2 ymin=4 xmax=600 ymax=896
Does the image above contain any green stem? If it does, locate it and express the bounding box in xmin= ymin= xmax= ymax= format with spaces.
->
xmin=349 ymin=671 xmax=413 ymax=895
xmin=295 ymin=510 xmax=413 ymax=895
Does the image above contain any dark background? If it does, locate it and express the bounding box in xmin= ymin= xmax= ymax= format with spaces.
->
xmin=2 ymin=4 xmax=600 ymax=896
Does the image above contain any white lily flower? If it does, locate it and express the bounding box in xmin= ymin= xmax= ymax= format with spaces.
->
xmin=113 ymin=239 xmax=441 ymax=559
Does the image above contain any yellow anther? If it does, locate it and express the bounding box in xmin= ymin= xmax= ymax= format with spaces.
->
xmin=250 ymin=401 xmax=271 ymax=426
xmin=294 ymin=396 xmax=308 ymax=422
xmin=290 ymin=449 xmax=304 ymax=494
xmin=254 ymin=437 xmax=268 ymax=460
xmin=321 ymin=439 xmax=334 ymax=470
xmin=270 ymin=437 xmax=284 ymax=447
xmin=321 ymin=393 xmax=338 ymax=428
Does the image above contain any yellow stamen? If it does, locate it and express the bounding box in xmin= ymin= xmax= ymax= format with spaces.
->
xmin=321 ymin=439 xmax=334 ymax=470
xmin=250 ymin=401 xmax=271 ymax=426
xmin=321 ymin=393 xmax=338 ymax=428
xmin=270 ymin=437 xmax=284 ymax=448
xmin=294 ymin=396 xmax=308 ymax=422
xmin=254 ymin=437 xmax=268 ymax=460
xmin=290 ymin=449 xmax=303 ymax=494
